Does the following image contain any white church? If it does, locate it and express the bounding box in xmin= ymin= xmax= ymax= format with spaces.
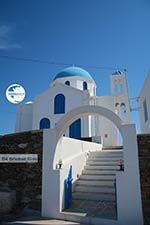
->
xmin=14 ymin=66 xmax=144 ymax=225
xmin=15 ymin=66 xmax=130 ymax=146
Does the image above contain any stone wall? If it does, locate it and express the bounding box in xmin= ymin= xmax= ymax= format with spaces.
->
xmin=137 ymin=134 xmax=150 ymax=225
xmin=0 ymin=130 xmax=43 ymax=215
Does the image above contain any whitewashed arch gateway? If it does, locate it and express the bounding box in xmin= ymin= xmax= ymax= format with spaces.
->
xmin=53 ymin=105 xmax=123 ymax=169
xmin=42 ymin=105 xmax=143 ymax=225
xmin=55 ymin=105 xmax=123 ymax=140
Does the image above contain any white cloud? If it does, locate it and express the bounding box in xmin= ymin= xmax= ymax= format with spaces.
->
xmin=0 ymin=25 xmax=22 ymax=50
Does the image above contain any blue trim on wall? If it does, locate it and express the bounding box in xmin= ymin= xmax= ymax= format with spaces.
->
xmin=64 ymin=165 xmax=73 ymax=209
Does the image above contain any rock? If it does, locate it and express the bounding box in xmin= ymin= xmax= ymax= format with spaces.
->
xmin=0 ymin=191 xmax=16 ymax=215
xmin=36 ymin=195 xmax=41 ymax=200
xmin=18 ymin=143 xmax=28 ymax=149
xmin=21 ymin=196 xmax=31 ymax=204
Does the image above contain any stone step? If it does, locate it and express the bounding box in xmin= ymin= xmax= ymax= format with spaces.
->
xmin=87 ymin=157 xmax=122 ymax=162
xmin=86 ymin=161 xmax=120 ymax=166
xmin=76 ymin=179 xmax=115 ymax=187
xmin=80 ymin=174 xmax=115 ymax=180
xmin=84 ymin=165 xmax=120 ymax=170
xmin=89 ymin=153 xmax=123 ymax=157
xmin=88 ymin=155 xmax=123 ymax=160
xmin=82 ymin=169 xmax=116 ymax=175
xmin=72 ymin=192 xmax=115 ymax=201
xmin=90 ymin=150 xmax=123 ymax=155
xmin=74 ymin=185 xmax=115 ymax=194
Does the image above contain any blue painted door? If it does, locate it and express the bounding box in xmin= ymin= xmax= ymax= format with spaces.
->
xmin=69 ymin=119 xmax=81 ymax=138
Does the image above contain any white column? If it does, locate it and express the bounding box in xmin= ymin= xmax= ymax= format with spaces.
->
xmin=117 ymin=124 xmax=143 ymax=225
xmin=42 ymin=128 xmax=61 ymax=218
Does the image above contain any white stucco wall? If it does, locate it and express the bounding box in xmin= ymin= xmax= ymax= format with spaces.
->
xmin=116 ymin=124 xmax=143 ymax=225
xmin=92 ymin=116 xmax=118 ymax=146
xmin=54 ymin=136 xmax=102 ymax=171
xmin=89 ymin=93 xmax=130 ymax=146
xmin=15 ymin=102 xmax=33 ymax=132
xmin=52 ymin=76 xmax=96 ymax=97
xmin=95 ymin=96 xmax=118 ymax=146
xmin=96 ymin=95 xmax=130 ymax=123
xmin=32 ymin=83 xmax=92 ymax=137
xmin=138 ymin=72 xmax=150 ymax=133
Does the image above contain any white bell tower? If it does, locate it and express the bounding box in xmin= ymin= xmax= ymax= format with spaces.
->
xmin=111 ymin=70 xmax=128 ymax=95
xmin=111 ymin=70 xmax=130 ymax=124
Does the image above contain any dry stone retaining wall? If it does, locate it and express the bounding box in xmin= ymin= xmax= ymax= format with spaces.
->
xmin=137 ymin=134 xmax=150 ymax=225
xmin=0 ymin=130 xmax=43 ymax=215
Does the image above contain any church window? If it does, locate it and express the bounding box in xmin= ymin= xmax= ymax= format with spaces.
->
xmin=83 ymin=81 xmax=88 ymax=90
xmin=40 ymin=118 xmax=50 ymax=129
xmin=114 ymin=83 xmax=118 ymax=93
xmin=65 ymin=80 xmax=70 ymax=86
xmin=120 ymin=83 xmax=123 ymax=92
xmin=54 ymin=94 xmax=65 ymax=114
xmin=120 ymin=103 xmax=126 ymax=117
xmin=115 ymin=102 xmax=120 ymax=114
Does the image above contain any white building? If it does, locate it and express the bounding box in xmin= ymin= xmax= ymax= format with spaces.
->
xmin=16 ymin=66 xmax=130 ymax=146
xmin=138 ymin=71 xmax=150 ymax=133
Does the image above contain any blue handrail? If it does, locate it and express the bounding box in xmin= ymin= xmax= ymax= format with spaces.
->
xmin=64 ymin=165 xmax=73 ymax=209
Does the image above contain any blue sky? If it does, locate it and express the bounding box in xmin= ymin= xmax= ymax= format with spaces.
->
xmin=0 ymin=0 xmax=150 ymax=134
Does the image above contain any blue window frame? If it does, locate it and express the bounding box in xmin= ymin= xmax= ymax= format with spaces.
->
xmin=40 ymin=118 xmax=50 ymax=129
xmin=54 ymin=94 xmax=65 ymax=114
xmin=83 ymin=81 xmax=88 ymax=90
xmin=65 ymin=81 xmax=70 ymax=86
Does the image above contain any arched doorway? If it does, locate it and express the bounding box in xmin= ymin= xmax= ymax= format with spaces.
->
xmin=52 ymin=105 xmax=123 ymax=169
xmin=42 ymin=105 xmax=143 ymax=225
xmin=69 ymin=118 xmax=81 ymax=139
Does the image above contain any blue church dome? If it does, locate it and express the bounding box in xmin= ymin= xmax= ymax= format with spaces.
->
xmin=53 ymin=66 xmax=93 ymax=81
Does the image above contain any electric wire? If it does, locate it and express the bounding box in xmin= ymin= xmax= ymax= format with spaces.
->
xmin=0 ymin=55 xmax=124 ymax=71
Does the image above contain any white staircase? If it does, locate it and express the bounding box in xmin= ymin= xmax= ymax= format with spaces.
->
xmin=73 ymin=150 xmax=123 ymax=202
xmin=66 ymin=148 xmax=124 ymax=219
